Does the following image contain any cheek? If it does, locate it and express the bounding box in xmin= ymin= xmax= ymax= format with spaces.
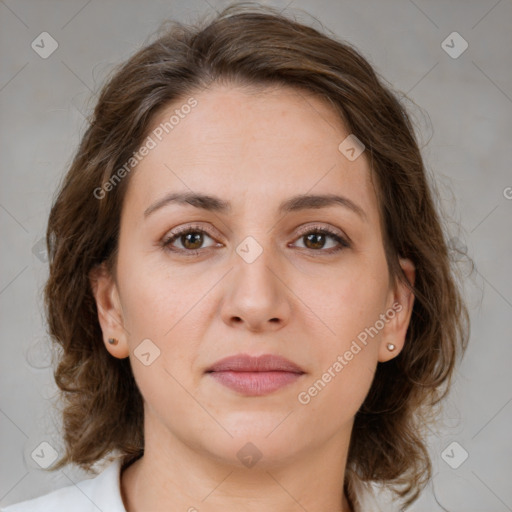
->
xmin=116 ymin=244 xmax=199 ymax=336
xmin=297 ymin=318 xmax=379 ymax=431
xmin=129 ymin=357 xmax=198 ymax=439
xmin=311 ymin=262 xmax=389 ymax=345
xmin=116 ymin=251 xmax=209 ymax=380
xmin=296 ymin=253 xmax=389 ymax=412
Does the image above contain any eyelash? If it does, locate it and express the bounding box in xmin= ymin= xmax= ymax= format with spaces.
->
xmin=161 ymin=224 xmax=350 ymax=257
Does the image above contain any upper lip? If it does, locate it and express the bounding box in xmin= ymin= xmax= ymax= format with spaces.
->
xmin=206 ymin=353 xmax=305 ymax=373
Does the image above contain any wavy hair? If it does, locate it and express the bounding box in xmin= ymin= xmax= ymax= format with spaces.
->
xmin=43 ymin=2 xmax=470 ymax=508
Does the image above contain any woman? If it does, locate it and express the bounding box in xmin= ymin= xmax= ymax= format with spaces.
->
xmin=2 ymin=3 xmax=469 ymax=511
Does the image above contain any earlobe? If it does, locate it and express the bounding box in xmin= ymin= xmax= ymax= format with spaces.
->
xmin=378 ymin=257 xmax=416 ymax=362
xmin=88 ymin=263 xmax=130 ymax=359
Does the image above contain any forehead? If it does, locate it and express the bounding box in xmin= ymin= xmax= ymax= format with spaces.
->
xmin=123 ymin=84 xmax=379 ymax=224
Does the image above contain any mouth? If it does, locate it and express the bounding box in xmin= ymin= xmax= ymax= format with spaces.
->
xmin=205 ymin=353 xmax=306 ymax=396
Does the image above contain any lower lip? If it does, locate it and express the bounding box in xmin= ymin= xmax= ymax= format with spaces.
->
xmin=208 ymin=371 xmax=303 ymax=396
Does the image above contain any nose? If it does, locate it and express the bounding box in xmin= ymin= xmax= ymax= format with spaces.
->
xmin=220 ymin=243 xmax=291 ymax=333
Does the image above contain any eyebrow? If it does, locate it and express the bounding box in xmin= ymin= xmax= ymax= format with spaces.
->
xmin=143 ymin=191 xmax=367 ymax=221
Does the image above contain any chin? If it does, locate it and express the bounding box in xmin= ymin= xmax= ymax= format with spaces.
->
xmin=191 ymin=420 xmax=309 ymax=469
xmin=205 ymin=438 xmax=305 ymax=471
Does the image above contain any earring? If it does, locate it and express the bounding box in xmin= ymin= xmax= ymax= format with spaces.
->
xmin=386 ymin=343 xmax=396 ymax=351
xmin=108 ymin=337 xmax=118 ymax=345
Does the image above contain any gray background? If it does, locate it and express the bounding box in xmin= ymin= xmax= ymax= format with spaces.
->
xmin=1 ymin=0 xmax=511 ymax=510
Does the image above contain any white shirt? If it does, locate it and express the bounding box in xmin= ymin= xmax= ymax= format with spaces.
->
xmin=1 ymin=458 xmax=126 ymax=512
xmin=1 ymin=457 xmax=384 ymax=511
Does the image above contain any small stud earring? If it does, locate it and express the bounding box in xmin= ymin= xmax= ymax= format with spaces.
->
xmin=108 ymin=337 xmax=118 ymax=345
xmin=386 ymin=343 xmax=396 ymax=351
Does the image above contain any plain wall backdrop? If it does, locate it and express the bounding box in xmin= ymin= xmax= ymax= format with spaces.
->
xmin=1 ymin=0 xmax=511 ymax=510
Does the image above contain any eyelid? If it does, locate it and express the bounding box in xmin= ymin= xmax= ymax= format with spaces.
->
xmin=294 ymin=222 xmax=348 ymax=241
xmin=163 ymin=222 xmax=220 ymax=240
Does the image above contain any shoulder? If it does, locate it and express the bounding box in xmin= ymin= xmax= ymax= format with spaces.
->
xmin=1 ymin=458 xmax=126 ymax=512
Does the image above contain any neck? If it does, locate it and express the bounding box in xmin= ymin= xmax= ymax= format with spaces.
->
xmin=120 ymin=420 xmax=354 ymax=511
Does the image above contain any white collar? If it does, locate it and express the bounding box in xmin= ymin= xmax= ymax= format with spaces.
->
xmin=1 ymin=457 xmax=126 ymax=512
xmin=2 ymin=457 xmax=384 ymax=512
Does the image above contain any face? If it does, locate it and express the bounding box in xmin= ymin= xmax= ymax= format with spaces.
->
xmin=91 ymin=83 xmax=415 ymax=468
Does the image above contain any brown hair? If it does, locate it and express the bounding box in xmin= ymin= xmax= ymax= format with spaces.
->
xmin=43 ymin=2 xmax=470 ymax=508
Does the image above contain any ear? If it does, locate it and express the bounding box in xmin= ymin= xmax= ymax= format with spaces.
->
xmin=378 ymin=257 xmax=416 ymax=362
xmin=89 ymin=262 xmax=130 ymax=359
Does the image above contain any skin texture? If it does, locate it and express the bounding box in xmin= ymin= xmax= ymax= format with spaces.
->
xmin=90 ymin=84 xmax=415 ymax=512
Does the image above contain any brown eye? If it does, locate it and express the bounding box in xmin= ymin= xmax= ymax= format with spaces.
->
xmin=303 ymin=232 xmax=328 ymax=250
xmin=180 ymin=232 xmax=204 ymax=250
xmin=292 ymin=228 xmax=350 ymax=254
xmin=163 ymin=227 xmax=218 ymax=254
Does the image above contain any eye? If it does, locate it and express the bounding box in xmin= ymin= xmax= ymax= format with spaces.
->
xmin=162 ymin=225 xmax=220 ymax=255
xmin=291 ymin=225 xmax=350 ymax=254
xmin=161 ymin=224 xmax=350 ymax=257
